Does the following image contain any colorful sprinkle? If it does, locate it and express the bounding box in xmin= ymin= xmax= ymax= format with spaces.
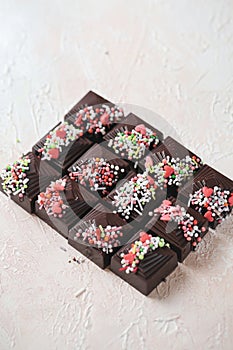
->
xmin=74 ymin=220 xmax=124 ymax=254
xmin=0 ymin=155 xmax=31 ymax=199
xmin=189 ymin=186 xmax=233 ymax=225
xmin=37 ymin=178 xmax=68 ymax=218
xmin=119 ymin=231 xmax=169 ymax=274
xmin=69 ymin=158 xmax=125 ymax=196
xmin=108 ymin=125 xmax=159 ymax=167
xmin=74 ymin=104 xmax=124 ymax=136
xmin=38 ymin=122 xmax=83 ymax=161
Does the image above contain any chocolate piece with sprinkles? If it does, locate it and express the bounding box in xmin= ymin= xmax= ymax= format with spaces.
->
xmin=65 ymin=92 xmax=124 ymax=142
xmin=104 ymin=113 xmax=163 ymax=170
xmin=179 ymin=165 xmax=233 ymax=229
xmin=68 ymin=144 xmax=130 ymax=198
xmin=144 ymin=151 xmax=203 ymax=199
xmin=33 ymin=122 xmax=92 ymax=176
xmin=68 ymin=203 xmax=133 ymax=269
xmin=146 ymin=199 xmax=209 ymax=262
xmin=107 ymin=170 xmax=164 ymax=222
xmin=0 ymin=152 xmax=59 ymax=213
xmin=110 ymin=230 xmax=178 ymax=295
xmin=35 ymin=176 xmax=97 ymax=238
xmin=64 ymin=91 xmax=110 ymax=121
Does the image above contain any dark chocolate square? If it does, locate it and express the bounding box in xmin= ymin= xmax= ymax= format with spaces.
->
xmin=106 ymin=170 xmax=165 ymax=223
xmin=68 ymin=203 xmax=133 ymax=269
xmin=110 ymin=231 xmax=178 ymax=295
xmin=34 ymin=175 xmax=97 ymax=238
xmin=178 ymin=164 xmax=233 ymax=229
xmin=65 ymin=91 xmax=124 ymax=142
xmin=64 ymin=91 xmax=110 ymax=121
xmin=68 ymin=143 xmax=130 ymax=200
xmin=146 ymin=201 xmax=209 ymax=262
xmin=0 ymin=152 xmax=59 ymax=214
xmin=140 ymin=136 xmax=203 ymax=199
xmin=32 ymin=122 xmax=93 ymax=176
xmin=104 ymin=113 xmax=164 ymax=170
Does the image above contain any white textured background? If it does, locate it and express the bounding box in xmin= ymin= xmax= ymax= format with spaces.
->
xmin=0 ymin=1 xmax=233 ymax=349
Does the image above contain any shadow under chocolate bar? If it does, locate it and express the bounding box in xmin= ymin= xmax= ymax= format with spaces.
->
xmin=34 ymin=176 xmax=97 ymax=238
xmin=178 ymin=164 xmax=233 ymax=229
xmin=110 ymin=231 xmax=178 ymax=296
xmin=68 ymin=203 xmax=133 ymax=269
xmin=32 ymin=121 xmax=93 ymax=176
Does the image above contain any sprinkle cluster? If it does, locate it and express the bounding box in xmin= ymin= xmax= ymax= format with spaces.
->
xmin=145 ymin=155 xmax=202 ymax=189
xmin=108 ymin=124 xmax=159 ymax=167
xmin=69 ymin=158 xmax=125 ymax=195
xmin=150 ymin=200 xmax=206 ymax=247
xmin=37 ymin=178 xmax=68 ymax=217
xmin=189 ymin=186 xmax=233 ymax=225
xmin=74 ymin=104 xmax=124 ymax=136
xmin=74 ymin=220 xmax=124 ymax=254
xmin=0 ymin=155 xmax=31 ymax=199
xmin=112 ymin=173 xmax=157 ymax=219
xmin=38 ymin=122 xmax=83 ymax=161
xmin=120 ymin=231 xmax=168 ymax=274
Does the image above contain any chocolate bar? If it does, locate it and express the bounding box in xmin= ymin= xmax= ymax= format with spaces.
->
xmin=68 ymin=143 xmax=130 ymax=199
xmin=68 ymin=203 xmax=133 ymax=269
xmin=35 ymin=175 xmax=97 ymax=238
xmin=65 ymin=91 xmax=124 ymax=142
xmin=110 ymin=231 xmax=178 ymax=295
xmin=104 ymin=113 xmax=163 ymax=170
xmin=0 ymin=152 xmax=59 ymax=213
xmin=179 ymin=165 xmax=233 ymax=229
xmin=146 ymin=199 xmax=209 ymax=262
